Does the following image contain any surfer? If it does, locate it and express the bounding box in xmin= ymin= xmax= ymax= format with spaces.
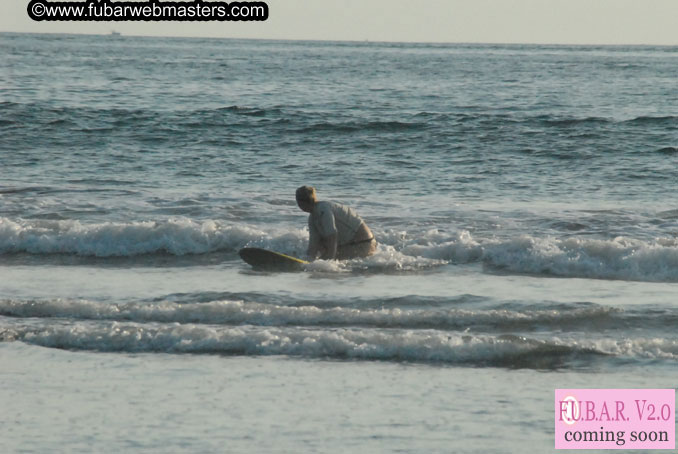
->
xmin=296 ymin=186 xmax=377 ymax=261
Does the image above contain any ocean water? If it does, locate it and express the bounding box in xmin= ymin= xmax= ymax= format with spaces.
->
xmin=1 ymin=33 xmax=678 ymax=452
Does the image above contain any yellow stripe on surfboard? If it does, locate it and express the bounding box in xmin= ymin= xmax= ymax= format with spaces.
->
xmin=239 ymin=247 xmax=309 ymax=271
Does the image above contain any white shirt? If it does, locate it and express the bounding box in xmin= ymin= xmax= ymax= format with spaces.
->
xmin=308 ymin=201 xmax=364 ymax=247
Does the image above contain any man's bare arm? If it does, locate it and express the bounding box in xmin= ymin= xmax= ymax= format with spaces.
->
xmin=320 ymin=233 xmax=338 ymax=260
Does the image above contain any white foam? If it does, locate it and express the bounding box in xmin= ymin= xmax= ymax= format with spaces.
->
xmin=483 ymin=235 xmax=678 ymax=282
xmin=0 ymin=298 xmax=618 ymax=330
xmin=0 ymin=217 xmax=306 ymax=257
xmin=2 ymin=216 xmax=678 ymax=281
xmin=5 ymin=320 xmax=676 ymax=365
xmin=2 ymin=298 xmax=675 ymax=365
xmin=0 ymin=321 xmax=561 ymax=362
xmin=378 ymin=228 xmax=678 ymax=281
xmin=401 ymin=230 xmax=483 ymax=262
xmin=588 ymin=336 xmax=678 ymax=360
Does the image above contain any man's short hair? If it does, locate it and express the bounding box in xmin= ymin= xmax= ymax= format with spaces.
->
xmin=295 ymin=186 xmax=317 ymax=204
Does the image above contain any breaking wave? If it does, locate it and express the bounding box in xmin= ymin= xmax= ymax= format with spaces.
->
xmin=0 ymin=297 xmax=625 ymax=332
xmin=1 ymin=318 xmax=675 ymax=369
xmin=0 ymin=217 xmax=306 ymax=257
xmin=2 ymin=217 xmax=678 ymax=281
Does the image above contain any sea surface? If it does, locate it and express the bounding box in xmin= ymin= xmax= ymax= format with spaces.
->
xmin=1 ymin=33 xmax=677 ymax=453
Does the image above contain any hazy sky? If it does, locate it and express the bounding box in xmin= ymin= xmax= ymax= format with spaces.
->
xmin=3 ymin=0 xmax=678 ymax=45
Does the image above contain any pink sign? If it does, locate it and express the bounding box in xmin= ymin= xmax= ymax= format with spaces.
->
xmin=555 ymin=389 xmax=675 ymax=450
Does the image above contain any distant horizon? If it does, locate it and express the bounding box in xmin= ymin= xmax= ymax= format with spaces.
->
xmin=4 ymin=0 xmax=677 ymax=47
xmin=3 ymin=30 xmax=677 ymax=49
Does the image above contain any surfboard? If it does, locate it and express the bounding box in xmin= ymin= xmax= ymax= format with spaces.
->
xmin=238 ymin=247 xmax=309 ymax=271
